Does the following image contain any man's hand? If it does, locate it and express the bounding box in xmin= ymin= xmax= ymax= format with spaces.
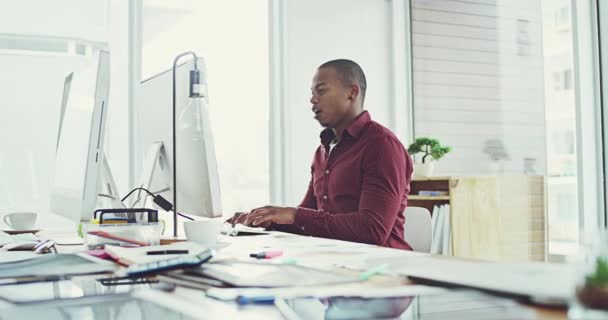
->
xmin=226 ymin=206 xmax=297 ymax=228
xmin=225 ymin=212 xmax=247 ymax=228
xmin=225 ymin=206 xmax=296 ymax=227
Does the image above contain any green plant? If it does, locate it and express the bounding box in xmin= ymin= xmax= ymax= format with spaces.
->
xmin=585 ymin=257 xmax=608 ymax=287
xmin=408 ymin=137 xmax=451 ymax=164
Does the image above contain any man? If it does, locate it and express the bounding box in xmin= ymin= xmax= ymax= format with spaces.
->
xmin=230 ymin=59 xmax=413 ymax=250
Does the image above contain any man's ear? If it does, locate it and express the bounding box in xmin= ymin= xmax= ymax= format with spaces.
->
xmin=348 ymin=85 xmax=360 ymax=100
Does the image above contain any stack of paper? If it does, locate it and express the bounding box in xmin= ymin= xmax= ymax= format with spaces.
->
xmin=430 ymin=204 xmax=451 ymax=255
xmin=104 ymin=242 xmax=211 ymax=265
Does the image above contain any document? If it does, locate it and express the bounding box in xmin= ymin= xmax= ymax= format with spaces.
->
xmin=0 ymin=253 xmax=117 ymax=279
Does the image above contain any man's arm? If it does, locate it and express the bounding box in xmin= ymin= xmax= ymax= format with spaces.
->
xmin=269 ymin=168 xmax=317 ymax=234
xmin=298 ymin=167 xmax=317 ymax=209
xmin=294 ymin=138 xmax=409 ymax=246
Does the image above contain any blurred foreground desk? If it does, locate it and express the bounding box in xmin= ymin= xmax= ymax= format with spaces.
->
xmin=0 ymin=230 xmax=568 ymax=319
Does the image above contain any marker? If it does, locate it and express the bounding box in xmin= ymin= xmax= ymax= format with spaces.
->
xmin=236 ymin=295 xmax=275 ymax=305
xmin=146 ymin=250 xmax=189 ymax=255
xmin=249 ymin=250 xmax=283 ymax=259
xmin=359 ymin=263 xmax=389 ymax=281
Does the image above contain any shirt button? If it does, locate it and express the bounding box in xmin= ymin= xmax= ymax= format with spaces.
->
xmin=323 ymin=195 xmax=328 ymax=200
xmin=325 ymin=170 xmax=330 ymax=175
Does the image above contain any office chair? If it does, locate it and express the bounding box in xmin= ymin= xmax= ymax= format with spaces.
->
xmin=404 ymin=206 xmax=432 ymax=252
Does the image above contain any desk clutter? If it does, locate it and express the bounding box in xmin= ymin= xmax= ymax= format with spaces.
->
xmin=0 ymin=226 xmax=577 ymax=319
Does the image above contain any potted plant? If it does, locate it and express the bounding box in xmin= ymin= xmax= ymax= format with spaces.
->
xmin=576 ymin=256 xmax=608 ymax=312
xmin=407 ymin=137 xmax=451 ymax=178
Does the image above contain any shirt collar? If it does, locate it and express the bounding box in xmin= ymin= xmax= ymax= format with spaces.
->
xmin=320 ymin=111 xmax=371 ymax=145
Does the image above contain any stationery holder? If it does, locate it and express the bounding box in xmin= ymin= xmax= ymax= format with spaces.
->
xmin=93 ymin=208 xmax=159 ymax=224
xmin=83 ymin=209 xmax=162 ymax=249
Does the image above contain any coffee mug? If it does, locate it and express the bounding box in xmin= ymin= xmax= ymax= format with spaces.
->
xmin=3 ymin=212 xmax=37 ymax=230
xmin=184 ymin=219 xmax=223 ymax=245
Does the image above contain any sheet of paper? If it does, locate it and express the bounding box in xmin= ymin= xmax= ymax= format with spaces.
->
xmin=377 ymin=255 xmax=578 ymax=302
xmin=206 ymin=284 xmax=446 ymax=301
xmin=0 ymin=251 xmax=39 ymax=264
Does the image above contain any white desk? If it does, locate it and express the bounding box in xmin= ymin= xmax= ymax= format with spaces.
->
xmin=0 ymin=230 xmax=568 ymax=319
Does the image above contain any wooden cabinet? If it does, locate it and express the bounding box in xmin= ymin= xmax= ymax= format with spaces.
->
xmin=409 ymin=175 xmax=546 ymax=262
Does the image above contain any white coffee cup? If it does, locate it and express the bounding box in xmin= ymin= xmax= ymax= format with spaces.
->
xmin=3 ymin=212 xmax=37 ymax=230
xmin=184 ymin=219 xmax=223 ymax=245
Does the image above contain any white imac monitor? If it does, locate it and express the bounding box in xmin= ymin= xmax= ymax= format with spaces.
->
xmin=50 ymin=50 xmax=111 ymax=223
xmin=136 ymin=57 xmax=222 ymax=218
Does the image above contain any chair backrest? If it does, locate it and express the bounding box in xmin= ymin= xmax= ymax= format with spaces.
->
xmin=404 ymin=206 xmax=432 ymax=252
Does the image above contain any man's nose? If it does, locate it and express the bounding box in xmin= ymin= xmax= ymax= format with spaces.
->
xmin=310 ymin=95 xmax=318 ymax=105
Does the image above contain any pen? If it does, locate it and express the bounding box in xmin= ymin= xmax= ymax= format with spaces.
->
xmin=87 ymin=231 xmax=149 ymax=246
xmin=249 ymin=250 xmax=283 ymax=259
xmin=146 ymin=250 xmax=189 ymax=255
xmin=236 ymin=295 xmax=275 ymax=305
xmin=359 ymin=263 xmax=389 ymax=281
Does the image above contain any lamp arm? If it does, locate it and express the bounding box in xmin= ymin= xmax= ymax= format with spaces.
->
xmin=171 ymin=51 xmax=199 ymax=237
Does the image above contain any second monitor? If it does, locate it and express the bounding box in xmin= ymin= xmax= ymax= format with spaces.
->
xmin=135 ymin=57 xmax=222 ymax=219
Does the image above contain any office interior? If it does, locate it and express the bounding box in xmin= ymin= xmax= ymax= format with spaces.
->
xmin=1 ymin=0 xmax=608 ymax=319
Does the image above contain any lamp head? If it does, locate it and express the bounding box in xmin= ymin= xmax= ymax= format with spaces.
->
xmin=189 ymin=69 xmax=201 ymax=98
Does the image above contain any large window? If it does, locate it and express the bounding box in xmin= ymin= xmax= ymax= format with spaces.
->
xmin=141 ymin=0 xmax=270 ymax=215
xmin=410 ymin=0 xmax=596 ymax=260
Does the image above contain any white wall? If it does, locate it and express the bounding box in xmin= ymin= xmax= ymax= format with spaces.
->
xmin=0 ymin=0 xmax=107 ymax=41
xmin=273 ymin=0 xmax=409 ymax=205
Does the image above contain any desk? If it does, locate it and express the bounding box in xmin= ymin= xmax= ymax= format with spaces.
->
xmin=0 ymin=231 xmax=568 ymax=319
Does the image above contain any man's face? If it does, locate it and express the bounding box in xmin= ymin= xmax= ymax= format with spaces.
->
xmin=310 ymin=67 xmax=353 ymax=128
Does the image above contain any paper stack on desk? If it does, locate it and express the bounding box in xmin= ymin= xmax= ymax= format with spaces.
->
xmin=103 ymin=242 xmax=212 ymax=265
xmin=0 ymin=231 xmax=39 ymax=249
xmin=0 ymin=253 xmax=117 ymax=279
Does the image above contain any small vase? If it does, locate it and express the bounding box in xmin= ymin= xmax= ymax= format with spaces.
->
xmin=413 ymin=162 xmax=435 ymax=178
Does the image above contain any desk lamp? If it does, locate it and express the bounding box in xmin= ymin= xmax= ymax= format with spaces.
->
xmin=172 ymin=51 xmax=202 ymax=237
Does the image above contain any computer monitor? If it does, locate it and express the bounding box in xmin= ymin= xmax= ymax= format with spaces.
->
xmin=50 ymin=50 xmax=111 ymax=223
xmin=135 ymin=57 xmax=221 ymax=219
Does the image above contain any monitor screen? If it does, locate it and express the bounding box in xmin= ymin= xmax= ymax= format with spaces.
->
xmin=50 ymin=50 xmax=110 ymax=223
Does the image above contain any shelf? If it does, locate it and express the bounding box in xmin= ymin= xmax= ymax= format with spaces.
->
xmin=411 ymin=176 xmax=451 ymax=181
xmin=409 ymin=195 xmax=450 ymax=201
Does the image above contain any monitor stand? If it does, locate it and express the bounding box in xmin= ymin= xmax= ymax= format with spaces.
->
xmin=96 ymin=153 xmax=124 ymax=210
xmin=133 ymin=142 xmax=172 ymax=209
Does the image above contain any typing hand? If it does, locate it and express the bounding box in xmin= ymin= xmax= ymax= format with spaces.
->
xmin=226 ymin=212 xmax=248 ymax=228
xmin=243 ymin=206 xmax=297 ymax=227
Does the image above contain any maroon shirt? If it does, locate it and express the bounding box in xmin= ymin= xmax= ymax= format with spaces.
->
xmin=279 ymin=111 xmax=413 ymax=250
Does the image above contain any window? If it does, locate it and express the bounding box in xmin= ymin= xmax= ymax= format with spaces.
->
xmin=141 ymin=0 xmax=270 ymax=215
xmin=554 ymin=6 xmax=570 ymax=30
xmin=410 ymin=0 xmax=588 ymax=260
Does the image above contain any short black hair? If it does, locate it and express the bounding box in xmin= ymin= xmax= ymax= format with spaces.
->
xmin=318 ymin=59 xmax=367 ymax=103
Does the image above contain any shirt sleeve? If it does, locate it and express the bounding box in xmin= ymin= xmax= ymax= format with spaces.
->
xmin=298 ymin=167 xmax=317 ymax=209
xmin=294 ymin=137 xmax=409 ymax=246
